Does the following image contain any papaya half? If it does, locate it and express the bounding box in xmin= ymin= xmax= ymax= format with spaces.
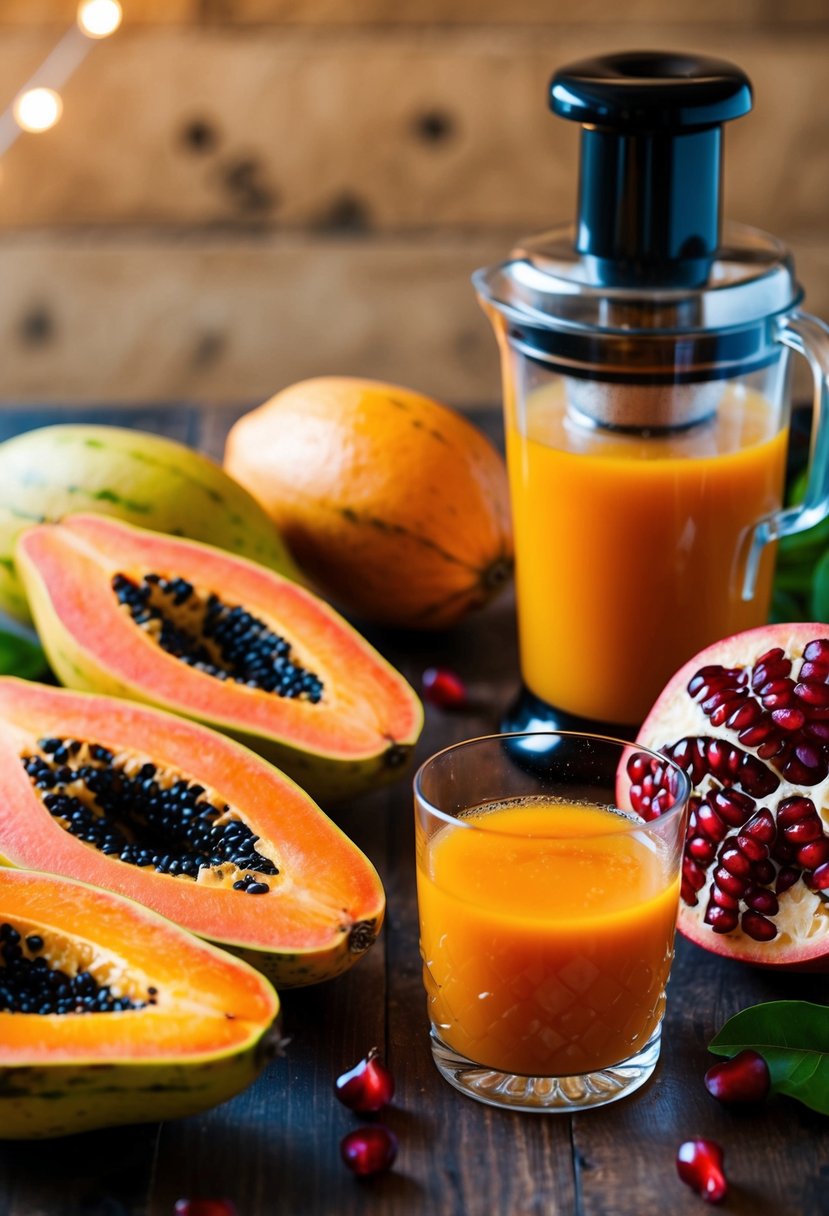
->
xmin=0 ymin=679 xmax=385 ymax=986
xmin=0 ymin=423 xmax=302 ymax=624
xmin=15 ymin=513 xmax=423 ymax=802
xmin=0 ymin=867 xmax=279 ymax=1139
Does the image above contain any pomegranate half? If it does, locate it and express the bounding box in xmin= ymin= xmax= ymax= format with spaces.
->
xmin=625 ymin=623 xmax=829 ymax=971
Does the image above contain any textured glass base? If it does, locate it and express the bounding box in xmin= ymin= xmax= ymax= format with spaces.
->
xmin=430 ymin=1025 xmax=662 ymax=1112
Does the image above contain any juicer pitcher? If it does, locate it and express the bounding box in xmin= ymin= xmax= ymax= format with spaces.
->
xmin=474 ymin=52 xmax=829 ymax=732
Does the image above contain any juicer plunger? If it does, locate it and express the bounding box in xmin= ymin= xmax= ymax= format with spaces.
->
xmin=475 ymin=50 xmax=829 ymax=737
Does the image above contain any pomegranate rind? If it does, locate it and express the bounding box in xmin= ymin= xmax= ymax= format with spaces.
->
xmin=634 ymin=623 xmax=829 ymax=972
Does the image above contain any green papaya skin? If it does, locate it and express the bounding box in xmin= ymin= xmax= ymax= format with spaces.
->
xmin=0 ymin=424 xmax=302 ymax=623
xmin=0 ymin=868 xmax=280 ymax=1139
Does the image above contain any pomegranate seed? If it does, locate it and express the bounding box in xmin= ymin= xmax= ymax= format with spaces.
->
xmin=727 ymin=701 xmax=761 ymax=729
xmin=741 ymin=808 xmax=776 ymax=843
xmin=735 ymin=833 xmax=768 ymax=863
xmin=676 ymin=1138 xmax=728 ymax=1204
xmin=422 ymin=667 xmax=467 ymax=710
xmin=681 ymin=880 xmax=700 ymax=906
xmin=713 ymin=866 xmax=747 ymax=899
xmin=688 ymin=836 xmax=716 ymax=864
xmin=682 ymin=856 xmax=707 ymax=891
xmin=778 ymin=796 xmax=816 ymax=828
xmin=771 ymin=706 xmax=806 ymax=731
xmin=799 ymin=659 xmax=829 ymax=680
xmin=794 ymin=680 xmax=829 ymax=708
xmin=174 ymin=1202 xmax=238 ymax=1216
xmin=738 ymin=722 xmax=775 ymax=747
xmin=783 ymin=818 xmax=823 ymax=845
xmin=809 ymin=861 xmax=829 ymax=891
xmin=718 ymin=847 xmax=751 ymax=878
xmin=712 ymin=788 xmax=754 ymax=827
xmin=797 ymin=837 xmax=829 ymax=870
xmin=340 ymin=1125 xmax=398 ymax=1177
xmin=804 ymin=639 xmax=829 ymax=662
xmin=696 ymin=803 xmax=729 ymax=842
xmin=335 ymin=1047 xmax=395 ymax=1114
xmin=741 ymin=910 xmax=777 ymax=941
xmin=775 ymin=865 xmax=801 ymax=894
xmin=753 ymin=858 xmax=775 ymax=885
xmin=705 ymin=902 xmax=739 ymax=933
xmin=710 ymin=885 xmax=739 ymax=910
xmin=742 ymin=885 xmax=779 ymax=917
xmin=704 ymin=1049 xmax=771 ymax=1104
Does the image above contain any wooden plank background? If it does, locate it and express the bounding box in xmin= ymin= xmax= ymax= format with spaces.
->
xmin=0 ymin=2 xmax=827 ymax=407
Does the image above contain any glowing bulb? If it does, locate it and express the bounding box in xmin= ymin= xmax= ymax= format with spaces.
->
xmin=77 ymin=0 xmax=122 ymax=38
xmin=13 ymin=88 xmax=63 ymax=133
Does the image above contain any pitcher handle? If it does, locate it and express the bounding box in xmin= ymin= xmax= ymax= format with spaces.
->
xmin=742 ymin=310 xmax=829 ymax=601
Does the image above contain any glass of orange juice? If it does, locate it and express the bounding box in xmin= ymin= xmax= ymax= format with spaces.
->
xmin=414 ymin=731 xmax=690 ymax=1112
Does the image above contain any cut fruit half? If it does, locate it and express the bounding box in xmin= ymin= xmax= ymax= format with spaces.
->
xmin=16 ymin=513 xmax=423 ymax=802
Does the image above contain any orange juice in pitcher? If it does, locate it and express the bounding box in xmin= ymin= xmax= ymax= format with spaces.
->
xmin=474 ymin=51 xmax=829 ymax=732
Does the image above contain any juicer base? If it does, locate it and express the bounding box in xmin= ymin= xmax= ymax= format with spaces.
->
xmin=501 ymin=684 xmax=639 ymax=742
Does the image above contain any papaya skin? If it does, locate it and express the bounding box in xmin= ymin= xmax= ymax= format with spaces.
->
xmin=0 ymin=868 xmax=279 ymax=1139
xmin=0 ymin=423 xmax=303 ymax=624
xmin=0 ymin=679 xmax=386 ymax=987
xmin=223 ymin=377 xmax=514 ymax=630
xmin=15 ymin=514 xmax=423 ymax=804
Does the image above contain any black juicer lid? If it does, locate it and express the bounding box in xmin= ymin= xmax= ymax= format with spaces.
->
xmin=473 ymin=49 xmax=803 ymax=417
xmin=550 ymin=50 xmax=753 ymax=288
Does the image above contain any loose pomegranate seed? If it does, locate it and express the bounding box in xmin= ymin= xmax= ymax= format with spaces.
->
xmin=340 ymin=1125 xmax=398 ymax=1177
xmin=174 ymin=1202 xmax=238 ymax=1216
xmin=335 ymin=1047 xmax=395 ymax=1114
xmin=422 ymin=667 xmax=467 ymax=710
xmin=676 ymin=1138 xmax=728 ymax=1204
xmin=704 ymin=1050 xmax=771 ymax=1105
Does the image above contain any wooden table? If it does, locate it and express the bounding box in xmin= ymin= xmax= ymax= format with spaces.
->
xmin=0 ymin=404 xmax=827 ymax=1216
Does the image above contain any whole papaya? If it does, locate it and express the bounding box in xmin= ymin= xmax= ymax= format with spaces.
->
xmin=224 ymin=377 xmax=513 ymax=631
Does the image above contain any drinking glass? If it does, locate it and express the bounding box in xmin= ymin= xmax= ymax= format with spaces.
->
xmin=414 ymin=731 xmax=690 ymax=1111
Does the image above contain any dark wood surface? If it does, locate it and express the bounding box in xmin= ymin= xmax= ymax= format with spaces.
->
xmin=0 ymin=403 xmax=827 ymax=1216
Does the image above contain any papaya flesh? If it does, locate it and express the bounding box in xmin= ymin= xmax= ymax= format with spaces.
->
xmin=0 ymin=867 xmax=279 ymax=1139
xmin=0 ymin=423 xmax=302 ymax=624
xmin=0 ymin=679 xmax=385 ymax=986
xmin=16 ymin=513 xmax=423 ymax=802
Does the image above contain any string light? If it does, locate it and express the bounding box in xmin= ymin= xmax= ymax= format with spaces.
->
xmin=0 ymin=2 xmax=122 ymax=159
xmin=13 ymin=88 xmax=63 ymax=134
xmin=77 ymin=1 xmax=123 ymax=40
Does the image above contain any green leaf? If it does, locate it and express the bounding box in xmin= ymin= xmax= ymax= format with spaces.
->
xmin=709 ymin=1000 xmax=829 ymax=1114
xmin=770 ymin=586 xmax=806 ymax=623
xmin=0 ymin=628 xmax=49 ymax=679
xmin=810 ymin=549 xmax=829 ymax=622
